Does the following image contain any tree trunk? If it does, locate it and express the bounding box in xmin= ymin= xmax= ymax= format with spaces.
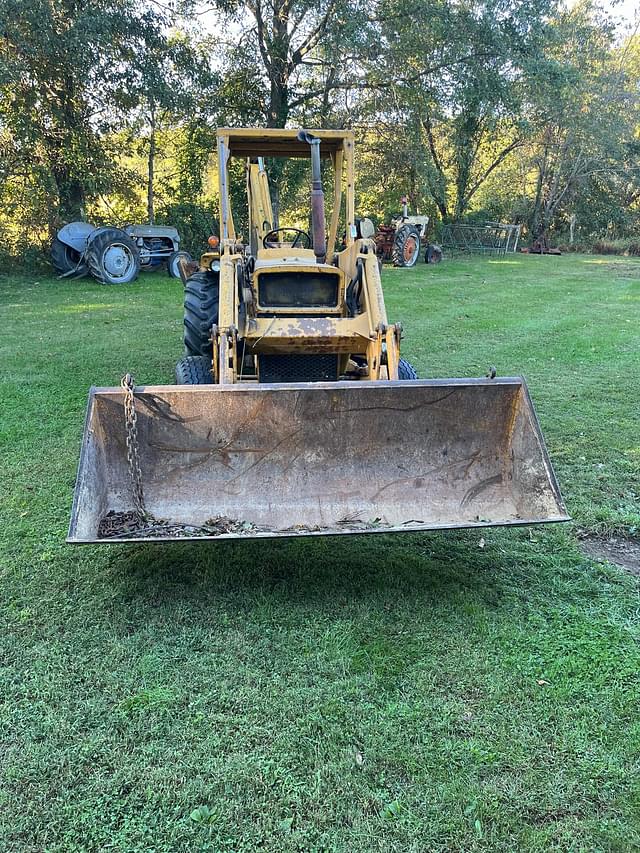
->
xmin=452 ymin=115 xmax=479 ymax=222
xmin=266 ymin=79 xmax=288 ymax=228
xmin=421 ymin=115 xmax=450 ymax=222
xmin=45 ymin=80 xmax=87 ymax=224
xmin=51 ymin=163 xmax=84 ymax=222
xmin=454 ymin=157 xmax=472 ymax=222
xmin=530 ymin=147 xmax=548 ymax=237
xmin=267 ymin=77 xmax=289 ymax=129
xmin=264 ymin=0 xmax=292 ymax=228
xmin=147 ymin=107 xmax=156 ymax=224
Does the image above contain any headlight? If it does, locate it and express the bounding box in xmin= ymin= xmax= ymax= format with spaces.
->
xmin=210 ymin=260 xmax=221 ymax=272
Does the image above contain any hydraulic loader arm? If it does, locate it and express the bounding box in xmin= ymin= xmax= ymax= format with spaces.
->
xmin=247 ymin=158 xmax=274 ymax=255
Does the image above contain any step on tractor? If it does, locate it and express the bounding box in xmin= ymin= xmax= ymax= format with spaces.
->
xmin=51 ymin=222 xmax=192 ymax=284
xmin=374 ymin=197 xmax=443 ymax=267
xmin=68 ymin=128 xmax=567 ymax=543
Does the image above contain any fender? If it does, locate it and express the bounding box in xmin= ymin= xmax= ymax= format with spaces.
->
xmin=56 ymin=221 xmax=97 ymax=253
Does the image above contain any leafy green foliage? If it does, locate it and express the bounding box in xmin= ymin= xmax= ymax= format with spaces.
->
xmin=2 ymin=0 xmax=640 ymax=260
xmin=0 ymin=0 xmax=215 ymax=252
xmin=156 ymin=200 xmax=218 ymax=255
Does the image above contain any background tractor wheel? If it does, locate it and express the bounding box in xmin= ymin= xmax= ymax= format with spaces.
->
xmin=425 ymin=243 xmax=443 ymax=264
xmin=392 ymin=225 xmax=421 ymax=267
xmin=51 ymin=237 xmax=87 ymax=276
xmin=86 ymin=228 xmax=140 ymax=285
xmin=398 ymin=358 xmax=418 ymax=379
xmin=167 ymin=250 xmax=192 ymax=279
xmin=184 ymin=269 xmax=219 ymax=357
xmin=175 ymin=355 xmax=213 ymax=384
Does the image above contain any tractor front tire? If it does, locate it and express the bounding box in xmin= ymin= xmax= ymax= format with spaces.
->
xmin=392 ymin=225 xmax=421 ymax=268
xmin=184 ymin=269 xmax=219 ymax=357
xmin=87 ymin=228 xmax=140 ymax=285
xmin=168 ymin=250 xmax=192 ymax=279
xmin=398 ymin=358 xmax=418 ymax=380
xmin=51 ymin=237 xmax=86 ymax=277
xmin=175 ymin=355 xmax=213 ymax=384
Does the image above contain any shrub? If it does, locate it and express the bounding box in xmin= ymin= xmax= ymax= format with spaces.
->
xmin=591 ymin=240 xmax=626 ymax=255
xmin=156 ymin=202 xmax=218 ymax=257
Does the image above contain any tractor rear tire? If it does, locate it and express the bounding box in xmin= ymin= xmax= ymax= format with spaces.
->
xmin=86 ymin=228 xmax=140 ymax=285
xmin=51 ymin=237 xmax=86 ymax=276
xmin=175 ymin=355 xmax=213 ymax=384
xmin=398 ymin=358 xmax=418 ymax=380
xmin=184 ymin=269 xmax=219 ymax=357
xmin=392 ymin=225 xmax=421 ymax=268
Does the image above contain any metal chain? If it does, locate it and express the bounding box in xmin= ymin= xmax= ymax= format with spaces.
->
xmin=99 ymin=373 xmax=263 ymax=539
xmin=120 ymin=373 xmax=146 ymax=519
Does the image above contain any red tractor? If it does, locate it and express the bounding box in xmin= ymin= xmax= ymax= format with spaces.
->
xmin=373 ymin=197 xmax=442 ymax=267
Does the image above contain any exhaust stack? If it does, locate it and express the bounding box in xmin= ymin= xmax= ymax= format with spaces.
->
xmin=297 ymin=130 xmax=326 ymax=262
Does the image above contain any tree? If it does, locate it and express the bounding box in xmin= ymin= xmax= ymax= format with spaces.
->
xmin=0 ymin=0 xmax=205 ymax=229
xmin=125 ymin=35 xmax=217 ymax=222
xmin=365 ymin=0 xmax=557 ymax=221
xmin=195 ymin=0 xmax=374 ymax=222
xmin=199 ymin=0 xmax=366 ymax=128
xmin=524 ymin=2 xmax=637 ymax=237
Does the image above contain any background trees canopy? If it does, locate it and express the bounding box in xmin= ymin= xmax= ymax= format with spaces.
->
xmin=0 ymin=0 xmax=638 ymax=264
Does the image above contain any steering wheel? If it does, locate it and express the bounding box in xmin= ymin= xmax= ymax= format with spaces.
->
xmin=263 ymin=228 xmax=312 ymax=249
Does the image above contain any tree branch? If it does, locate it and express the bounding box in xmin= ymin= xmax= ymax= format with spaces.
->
xmin=289 ymin=0 xmax=337 ymax=69
xmin=287 ymin=49 xmax=505 ymax=108
xmin=421 ymin=114 xmax=444 ymax=175
xmin=246 ymin=0 xmax=272 ymax=74
xmin=464 ymin=136 xmax=524 ymax=205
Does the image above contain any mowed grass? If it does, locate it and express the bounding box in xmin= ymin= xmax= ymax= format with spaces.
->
xmin=0 ymin=254 xmax=639 ymax=852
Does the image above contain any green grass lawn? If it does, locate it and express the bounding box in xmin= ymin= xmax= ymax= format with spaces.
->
xmin=1 ymin=254 xmax=639 ymax=852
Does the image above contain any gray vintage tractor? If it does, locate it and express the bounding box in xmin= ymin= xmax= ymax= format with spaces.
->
xmin=51 ymin=222 xmax=192 ymax=284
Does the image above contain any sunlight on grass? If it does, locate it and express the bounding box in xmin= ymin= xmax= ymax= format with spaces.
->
xmin=56 ymin=303 xmax=120 ymax=313
xmin=581 ymin=257 xmax=640 ymax=266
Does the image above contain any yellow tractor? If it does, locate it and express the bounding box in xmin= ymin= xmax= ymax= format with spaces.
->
xmin=68 ymin=128 xmax=567 ymax=542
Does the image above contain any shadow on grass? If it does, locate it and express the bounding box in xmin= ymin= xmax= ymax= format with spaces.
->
xmin=98 ymin=525 xmax=579 ymax=616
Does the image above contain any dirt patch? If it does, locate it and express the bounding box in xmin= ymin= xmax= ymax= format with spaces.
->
xmin=581 ymin=536 xmax=640 ymax=575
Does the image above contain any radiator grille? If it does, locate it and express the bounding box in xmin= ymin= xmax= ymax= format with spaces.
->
xmin=258 ymin=354 xmax=339 ymax=383
xmin=258 ymin=271 xmax=340 ymax=307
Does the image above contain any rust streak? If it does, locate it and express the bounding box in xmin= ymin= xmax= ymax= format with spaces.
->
xmin=221 ymin=427 xmax=304 ymax=488
xmin=369 ymin=454 xmax=485 ymax=501
xmin=461 ymin=474 xmax=503 ymax=507
xmin=148 ymin=442 xmax=271 ymax=454
xmin=330 ymin=389 xmax=459 ymax=415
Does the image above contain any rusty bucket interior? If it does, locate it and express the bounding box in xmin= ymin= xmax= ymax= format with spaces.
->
xmin=67 ymin=378 xmax=568 ymax=542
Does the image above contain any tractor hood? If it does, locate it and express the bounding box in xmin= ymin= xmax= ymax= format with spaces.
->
xmin=124 ymin=225 xmax=180 ymax=241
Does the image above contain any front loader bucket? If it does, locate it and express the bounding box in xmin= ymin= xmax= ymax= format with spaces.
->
xmin=68 ymin=378 xmax=568 ymax=543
